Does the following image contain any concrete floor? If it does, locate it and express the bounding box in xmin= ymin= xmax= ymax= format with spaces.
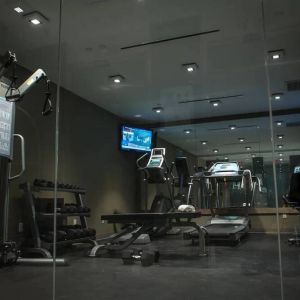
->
xmin=0 ymin=233 xmax=300 ymax=300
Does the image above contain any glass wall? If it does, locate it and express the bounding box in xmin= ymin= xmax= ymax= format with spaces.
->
xmin=264 ymin=0 xmax=300 ymax=299
xmin=52 ymin=1 xmax=293 ymax=300
xmin=2 ymin=0 xmax=299 ymax=299
xmin=0 ymin=0 xmax=61 ymax=299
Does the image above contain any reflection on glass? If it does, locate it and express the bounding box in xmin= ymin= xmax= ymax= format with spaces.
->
xmin=0 ymin=1 xmax=60 ymax=299
xmin=51 ymin=0 xmax=299 ymax=299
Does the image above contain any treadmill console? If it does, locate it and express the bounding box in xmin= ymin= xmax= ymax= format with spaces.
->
xmin=147 ymin=148 xmax=165 ymax=168
xmin=208 ymin=162 xmax=240 ymax=176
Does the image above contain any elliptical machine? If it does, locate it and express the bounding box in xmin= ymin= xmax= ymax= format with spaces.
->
xmin=136 ymin=148 xmax=178 ymax=236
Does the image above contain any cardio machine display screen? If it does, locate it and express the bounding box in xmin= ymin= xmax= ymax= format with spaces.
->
xmin=121 ymin=126 xmax=152 ymax=152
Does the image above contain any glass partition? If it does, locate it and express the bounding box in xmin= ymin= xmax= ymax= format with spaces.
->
xmin=53 ymin=0 xmax=298 ymax=299
xmin=0 ymin=0 xmax=61 ymax=299
xmin=264 ymin=0 xmax=300 ymax=298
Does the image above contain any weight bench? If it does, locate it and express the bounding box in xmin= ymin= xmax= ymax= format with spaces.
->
xmin=89 ymin=212 xmax=207 ymax=257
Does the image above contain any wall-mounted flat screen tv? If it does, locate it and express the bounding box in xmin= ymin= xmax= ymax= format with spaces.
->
xmin=121 ymin=125 xmax=152 ymax=152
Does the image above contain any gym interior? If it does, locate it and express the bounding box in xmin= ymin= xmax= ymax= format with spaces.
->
xmin=0 ymin=1 xmax=300 ymax=299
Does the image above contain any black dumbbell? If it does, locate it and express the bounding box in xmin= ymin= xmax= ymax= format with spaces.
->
xmin=64 ymin=228 xmax=79 ymax=239
xmin=121 ymin=249 xmax=159 ymax=267
xmin=34 ymin=179 xmax=48 ymax=187
xmin=41 ymin=230 xmax=67 ymax=242
xmin=65 ymin=204 xmax=78 ymax=213
xmin=46 ymin=181 xmax=54 ymax=188
xmin=81 ymin=228 xmax=96 ymax=237
xmin=59 ymin=205 xmax=67 ymax=213
xmin=74 ymin=228 xmax=85 ymax=238
xmin=57 ymin=230 xmax=67 ymax=241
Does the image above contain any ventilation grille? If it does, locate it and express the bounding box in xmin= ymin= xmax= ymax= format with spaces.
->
xmin=178 ymin=94 xmax=243 ymax=104
xmin=286 ymin=80 xmax=300 ymax=91
xmin=121 ymin=29 xmax=220 ymax=50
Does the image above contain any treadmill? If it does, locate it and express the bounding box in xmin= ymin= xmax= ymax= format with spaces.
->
xmin=185 ymin=162 xmax=258 ymax=243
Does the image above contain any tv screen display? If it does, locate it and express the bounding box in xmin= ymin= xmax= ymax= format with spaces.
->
xmin=121 ymin=126 xmax=152 ymax=152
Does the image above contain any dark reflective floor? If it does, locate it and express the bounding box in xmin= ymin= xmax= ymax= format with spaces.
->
xmin=1 ymin=233 xmax=299 ymax=300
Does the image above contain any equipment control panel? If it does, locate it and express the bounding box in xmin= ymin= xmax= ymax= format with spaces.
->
xmin=147 ymin=148 xmax=165 ymax=168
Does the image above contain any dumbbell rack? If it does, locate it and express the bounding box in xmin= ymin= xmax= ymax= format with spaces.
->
xmin=19 ymin=182 xmax=97 ymax=258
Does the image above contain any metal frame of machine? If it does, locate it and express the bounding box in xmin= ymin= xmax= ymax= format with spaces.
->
xmin=184 ymin=162 xmax=260 ymax=243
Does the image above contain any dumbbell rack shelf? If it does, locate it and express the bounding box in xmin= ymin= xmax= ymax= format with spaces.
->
xmin=37 ymin=212 xmax=91 ymax=218
xmin=19 ymin=182 xmax=97 ymax=259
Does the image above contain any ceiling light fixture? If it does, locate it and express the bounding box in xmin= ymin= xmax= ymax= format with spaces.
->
xmin=23 ymin=11 xmax=49 ymax=25
xmin=245 ymin=146 xmax=251 ymax=151
xmin=276 ymin=121 xmax=284 ymax=126
xmin=201 ymin=141 xmax=207 ymax=145
xmin=224 ymin=157 xmax=228 ymax=160
xmin=109 ymin=75 xmax=125 ymax=84
xmin=278 ymin=145 xmax=283 ymax=149
xmin=14 ymin=7 xmax=24 ymax=14
xmin=182 ymin=63 xmax=198 ymax=72
xmin=272 ymin=93 xmax=283 ymax=101
xmin=268 ymin=49 xmax=285 ymax=61
xmin=30 ymin=18 xmax=41 ymax=25
xmin=279 ymin=158 xmax=283 ymax=162
xmin=183 ymin=129 xmax=192 ymax=134
xmin=239 ymin=138 xmax=245 ymax=142
xmin=152 ymin=106 xmax=164 ymax=114
xmin=251 ymin=154 xmax=256 ymax=158
xmin=134 ymin=114 xmax=142 ymax=118
xmin=213 ymin=149 xmax=218 ymax=153
xmin=229 ymin=125 xmax=236 ymax=130
xmin=277 ymin=134 xmax=284 ymax=139
xmin=210 ymin=100 xmax=221 ymax=107
xmin=279 ymin=153 xmax=283 ymax=157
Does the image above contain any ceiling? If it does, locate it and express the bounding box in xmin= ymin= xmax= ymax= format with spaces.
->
xmin=0 ymin=0 xmax=299 ymax=163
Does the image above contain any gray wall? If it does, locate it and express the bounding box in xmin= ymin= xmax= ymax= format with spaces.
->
xmin=58 ymin=88 xmax=139 ymax=234
xmin=2 ymin=64 xmax=139 ymax=240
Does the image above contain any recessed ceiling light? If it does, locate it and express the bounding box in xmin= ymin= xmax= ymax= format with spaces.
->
xmin=268 ymin=49 xmax=285 ymax=61
xmin=109 ymin=75 xmax=125 ymax=83
xmin=279 ymin=158 xmax=283 ymax=162
xmin=272 ymin=93 xmax=283 ymax=101
xmin=201 ymin=141 xmax=207 ymax=145
xmin=239 ymin=138 xmax=245 ymax=142
xmin=152 ymin=106 xmax=164 ymax=114
xmin=134 ymin=114 xmax=142 ymax=118
xmin=245 ymin=146 xmax=251 ymax=151
xmin=213 ymin=149 xmax=218 ymax=153
xmin=276 ymin=121 xmax=284 ymax=126
xmin=210 ymin=100 xmax=221 ymax=107
xmin=14 ymin=7 xmax=24 ymax=14
xmin=251 ymin=154 xmax=256 ymax=158
xmin=279 ymin=153 xmax=283 ymax=157
xmin=278 ymin=145 xmax=283 ymax=149
xmin=23 ymin=11 xmax=49 ymax=26
xmin=30 ymin=18 xmax=41 ymax=25
xmin=277 ymin=134 xmax=284 ymax=139
xmin=182 ymin=63 xmax=198 ymax=72
xmin=224 ymin=157 xmax=228 ymax=160
xmin=229 ymin=125 xmax=236 ymax=130
xmin=183 ymin=129 xmax=192 ymax=134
